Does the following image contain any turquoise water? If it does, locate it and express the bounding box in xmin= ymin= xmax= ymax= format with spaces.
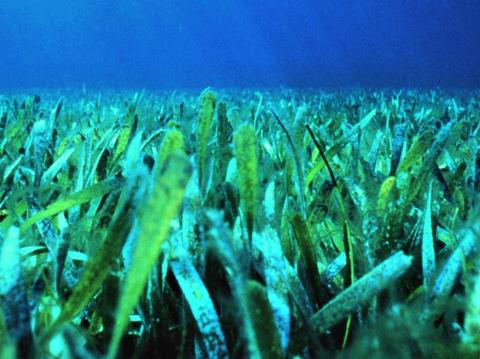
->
xmin=0 ymin=1 xmax=479 ymax=89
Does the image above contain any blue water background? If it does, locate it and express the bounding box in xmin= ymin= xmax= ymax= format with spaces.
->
xmin=0 ymin=0 xmax=479 ymax=90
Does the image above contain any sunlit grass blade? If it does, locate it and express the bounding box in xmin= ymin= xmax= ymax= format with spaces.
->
xmin=112 ymin=125 xmax=132 ymax=164
xmin=395 ymin=133 xmax=431 ymax=174
xmin=377 ymin=176 xmax=396 ymax=215
xmin=234 ymin=123 xmax=258 ymax=240
xmin=108 ymin=152 xmax=191 ymax=358
xmin=20 ymin=176 xmax=123 ymax=233
xmin=197 ymin=90 xmax=216 ymax=196
xmin=157 ymin=128 xmax=185 ymax=168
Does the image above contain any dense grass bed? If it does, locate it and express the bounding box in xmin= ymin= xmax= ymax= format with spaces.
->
xmin=0 ymin=89 xmax=479 ymax=358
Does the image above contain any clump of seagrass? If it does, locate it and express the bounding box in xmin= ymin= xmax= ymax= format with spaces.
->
xmin=0 ymin=90 xmax=479 ymax=358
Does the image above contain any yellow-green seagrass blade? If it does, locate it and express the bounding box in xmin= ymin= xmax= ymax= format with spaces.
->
xmin=108 ymin=152 xmax=192 ymax=358
xmin=234 ymin=123 xmax=258 ymax=240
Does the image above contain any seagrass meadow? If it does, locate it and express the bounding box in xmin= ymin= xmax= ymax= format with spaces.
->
xmin=0 ymin=88 xmax=480 ymax=358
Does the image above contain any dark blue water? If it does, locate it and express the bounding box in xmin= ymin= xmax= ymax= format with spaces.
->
xmin=1 ymin=0 xmax=479 ymax=90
